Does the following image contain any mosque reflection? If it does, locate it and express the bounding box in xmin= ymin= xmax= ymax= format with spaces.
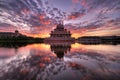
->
xmin=0 ymin=43 xmax=120 ymax=80
xmin=50 ymin=43 xmax=71 ymax=58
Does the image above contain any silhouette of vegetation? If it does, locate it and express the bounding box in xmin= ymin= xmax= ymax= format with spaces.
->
xmin=0 ymin=36 xmax=44 ymax=48
xmin=77 ymin=36 xmax=120 ymax=45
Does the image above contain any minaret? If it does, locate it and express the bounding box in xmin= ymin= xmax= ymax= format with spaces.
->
xmin=60 ymin=20 xmax=63 ymax=24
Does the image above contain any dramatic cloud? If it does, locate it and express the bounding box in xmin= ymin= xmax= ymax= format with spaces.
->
xmin=67 ymin=12 xmax=85 ymax=20
xmin=0 ymin=0 xmax=120 ymax=38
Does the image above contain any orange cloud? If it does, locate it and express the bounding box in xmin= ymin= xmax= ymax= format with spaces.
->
xmin=72 ymin=26 xmax=120 ymax=38
xmin=22 ymin=25 xmax=56 ymax=38
xmin=67 ymin=12 xmax=85 ymax=20
xmin=23 ymin=32 xmax=50 ymax=38
xmin=42 ymin=20 xmax=51 ymax=25
xmin=38 ymin=14 xmax=52 ymax=25
xmin=38 ymin=14 xmax=51 ymax=25
xmin=39 ymin=15 xmax=45 ymax=20
xmin=84 ymin=28 xmax=120 ymax=36
xmin=68 ymin=15 xmax=76 ymax=20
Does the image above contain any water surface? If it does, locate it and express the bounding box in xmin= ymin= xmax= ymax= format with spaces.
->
xmin=0 ymin=43 xmax=120 ymax=80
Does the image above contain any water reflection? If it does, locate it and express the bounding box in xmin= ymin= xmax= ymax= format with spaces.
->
xmin=50 ymin=43 xmax=71 ymax=58
xmin=0 ymin=43 xmax=120 ymax=80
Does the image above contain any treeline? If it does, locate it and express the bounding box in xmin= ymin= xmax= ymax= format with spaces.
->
xmin=77 ymin=36 xmax=120 ymax=44
xmin=0 ymin=36 xmax=44 ymax=47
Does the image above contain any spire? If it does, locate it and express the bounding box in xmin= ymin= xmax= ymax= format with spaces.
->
xmin=60 ymin=20 xmax=63 ymax=24
xmin=57 ymin=23 xmax=64 ymax=29
xmin=57 ymin=20 xmax=64 ymax=25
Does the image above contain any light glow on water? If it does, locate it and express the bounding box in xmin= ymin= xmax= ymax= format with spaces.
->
xmin=0 ymin=43 xmax=120 ymax=80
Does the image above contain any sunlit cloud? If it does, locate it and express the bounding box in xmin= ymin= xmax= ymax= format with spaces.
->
xmin=0 ymin=0 xmax=120 ymax=38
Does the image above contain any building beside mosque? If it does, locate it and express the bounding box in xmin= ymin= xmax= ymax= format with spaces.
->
xmin=44 ymin=24 xmax=75 ymax=43
xmin=0 ymin=30 xmax=21 ymax=38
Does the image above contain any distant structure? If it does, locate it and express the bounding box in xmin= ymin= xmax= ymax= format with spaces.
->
xmin=0 ymin=30 xmax=21 ymax=38
xmin=78 ymin=36 xmax=102 ymax=44
xmin=44 ymin=23 xmax=75 ymax=43
xmin=78 ymin=36 xmax=120 ymax=44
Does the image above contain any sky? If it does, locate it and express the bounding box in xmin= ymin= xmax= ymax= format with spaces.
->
xmin=0 ymin=0 xmax=120 ymax=38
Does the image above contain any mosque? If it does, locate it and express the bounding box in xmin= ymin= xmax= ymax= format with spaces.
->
xmin=44 ymin=23 xmax=75 ymax=43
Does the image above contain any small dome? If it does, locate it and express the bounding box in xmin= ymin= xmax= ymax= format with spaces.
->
xmin=15 ymin=30 xmax=19 ymax=33
xmin=57 ymin=24 xmax=64 ymax=29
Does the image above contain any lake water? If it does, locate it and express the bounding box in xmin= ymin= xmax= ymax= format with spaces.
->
xmin=0 ymin=43 xmax=120 ymax=80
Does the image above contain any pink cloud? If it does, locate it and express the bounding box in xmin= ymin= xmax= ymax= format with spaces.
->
xmin=72 ymin=0 xmax=80 ymax=3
